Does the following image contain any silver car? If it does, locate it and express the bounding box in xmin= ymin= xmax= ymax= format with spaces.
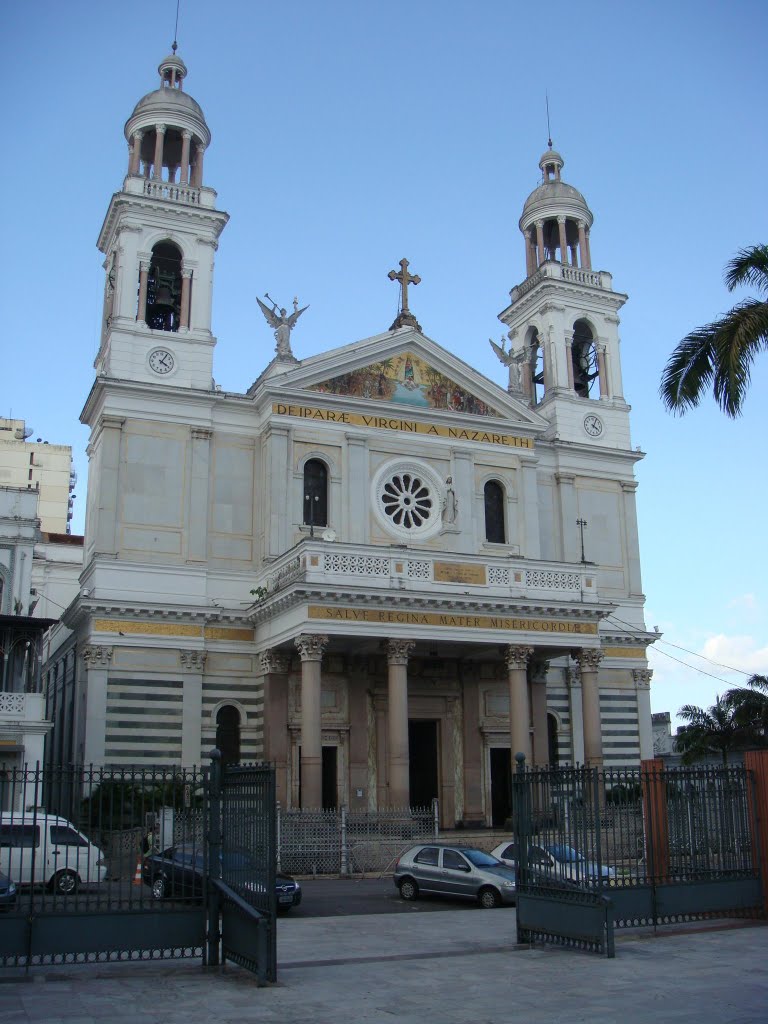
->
xmin=393 ymin=843 xmax=516 ymax=909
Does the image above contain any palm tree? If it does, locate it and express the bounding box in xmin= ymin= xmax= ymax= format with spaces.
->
xmin=725 ymin=674 xmax=768 ymax=736
xmin=660 ymin=244 xmax=768 ymax=417
xmin=675 ymin=694 xmax=757 ymax=765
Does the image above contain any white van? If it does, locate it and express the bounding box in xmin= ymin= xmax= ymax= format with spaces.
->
xmin=0 ymin=813 xmax=108 ymax=894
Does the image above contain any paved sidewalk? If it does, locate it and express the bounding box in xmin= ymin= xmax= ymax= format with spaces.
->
xmin=1 ymin=913 xmax=766 ymax=1024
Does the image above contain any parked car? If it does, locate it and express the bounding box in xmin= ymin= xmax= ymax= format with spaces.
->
xmin=394 ymin=843 xmax=517 ymax=909
xmin=489 ymin=841 xmax=616 ymax=884
xmin=0 ymin=869 xmax=17 ymax=910
xmin=142 ymin=844 xmax=302 ymax=911
xmin=0 ymin=813 xmax=108 ymax=895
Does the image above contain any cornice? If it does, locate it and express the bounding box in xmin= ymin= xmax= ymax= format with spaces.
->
xmin=64 ymin=598 xmax=250 ymax=632
xmin=500 ymin=277 xmax=627 ymax=324
xmin=248 ymin=584 xmax=614 ymax=626
xmin=97 ymin=192 xmax=229 ymax=253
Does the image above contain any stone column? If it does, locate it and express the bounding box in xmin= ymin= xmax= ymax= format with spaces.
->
xmin=460 ymin=671 xmax=484 ymax=825
xmin=260 ymin=650 xmax=292 ymax=807
xmin=137 ymin=258 xmax=150 ymax=321
xmin=555 ymin=472 xmax=579 ymax=562
xmin=180 ymin=269 xmax=192 ymax=328
xmin=584 ymin=228 xmax=592 ymax=269
xmin=577 ymin=221 xmax=588 ymax=269
xmin=633 ymin=668 xmax=654 ymax=761
xmin=387 ymin=639 xmax=415 ymax=807
xmin=187 ymin=427 xmax=212 ymax=562
xmin=535 ymin=221 xmax=545 ymax=265
xmin=558 ymin=217 xmax=568 ymax=265
xmin=506 ymin=645 xmax=533 ymax=763
xmin=525 ymin=229 xmax=535 ymax=276
xmin=295 ymin=634 xmax=328 ymax=809
xmin=530 ymin=660 xmax=550 ymax=766
xmin=180 ymin=130 xmax=192 ymax=184
xmin=180 ymin=650 xmax=206 ymax=765
xmin=569 ymin=244 xmax=579 ymax=266
xmin=152 ymin=124 xmax=166 ymax=181
xmin=577 ymin=649 xmax=604 ymax=767
xmin=566 ymin=664 xmax=585 ymax=764
xmin=565 ymin=329 xmax=575 ymax=390
xmin=94 ymin=416 xmax=124 ymax=556
xmin=265 ymin=424 xmax=291 ymax=558
xmin=129 ymin=130 xmax=143 ymax=175
xmin=596 ymin=344 xmax=609 ymax=398
xmin=621 ymin=480 xmax=644 ymax=598
xmin=81 ymin=645 xmax=113 ymax=765
xmin=192 ymin=144 xmax=205 ymax=186
xmin=345 ymin=434 xmax=369 ymax=543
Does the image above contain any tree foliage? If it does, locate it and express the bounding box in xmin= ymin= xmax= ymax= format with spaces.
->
xmin=660 ymin=245 xmax=768 ymax=417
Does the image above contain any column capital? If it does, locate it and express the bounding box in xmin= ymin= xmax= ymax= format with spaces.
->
xmin=555 ymin=472 xmax=576 ymax=486
xmin=101 ymin=415 xmax=126 ymax=431
xmin=632 ymin=668 xmax=653 ymax=689
xmin=180 ymin=650 xmax=207 ymax=672
xmin=506 ymin=645 xmax=534 ymax=671
xmin=530 ymin=659 xmax=550 ymax=685
xmin=295 ymin=634 xmax=328 ymax=662
xmin=566 ymin=664 xmax=581 ymax=688
xmin=190 ymin=426 xmax=213 ymax=441
xmin=557 ymin=215 xmax=566 ymax=224
xmin=535 ymin=219 xmax=544 ymax=227
xmin=620 ymin=480 xmax=639 ymax=493
xmin=387 ymin=639 xmax=416 ymax=666
xmin=133 ymin=129 xmax=144 ymax=141
xmin=576 ymin=648 xmax=604 ymax=672
xmin=82 ymin=645 xmax=113 ymax=667
xmin=181 ymin=129 xmax=193 ymax=140
xmin=155 ymin=123 xmax=167 ymax=134
xmin=261 ymin=649 xmax=292 ymax=674
xmin=139 ymin=258 xmax=151 ymax=273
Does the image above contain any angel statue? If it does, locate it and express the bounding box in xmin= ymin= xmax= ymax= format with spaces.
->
xmin=257 ymin=293 xmax=309 ymax=360
xmin=489 ymin=335 xmax=526 ymax=393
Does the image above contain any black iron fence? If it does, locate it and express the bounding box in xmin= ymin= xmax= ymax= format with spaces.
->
xmin=0 ymin=763 xmax=208 ymax=968
xmin=513 ymin=760 xmax=764 ymax=956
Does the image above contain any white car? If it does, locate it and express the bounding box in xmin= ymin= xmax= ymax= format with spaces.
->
xmin=490 ymin=840 xmax=615 ymax=884
xmin=0 ymin=813 xmax=108 ymax=895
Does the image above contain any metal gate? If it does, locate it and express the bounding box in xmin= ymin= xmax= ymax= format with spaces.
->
xmin=206 ymin=752 xmax=277 ymax=984
xmin=0 ymin=763 xmax=207 ymax=968
xmin=0 ymin=754 xmax=276 ymax=980
xmin=513 ymin=758 xmax=765 ymax=957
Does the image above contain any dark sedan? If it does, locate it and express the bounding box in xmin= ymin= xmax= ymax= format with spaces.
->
xmin=0 ymin=869 xmax=17 ymax=910
xmin=142 ymin=844 xmax=301 ymax=910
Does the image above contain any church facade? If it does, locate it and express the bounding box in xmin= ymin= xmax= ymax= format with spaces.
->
xmin=47 ymin=53 xmax=655 ymax=827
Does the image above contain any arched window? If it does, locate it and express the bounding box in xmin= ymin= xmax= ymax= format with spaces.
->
xmin=303 ymin=459 xmax=328 ymax=530
xmin=216 ymin=705 xmax=241 ymax=767
xmin=572 ymin=319 xmax=599 ymax=398
xmin=484 ymin=481 xmax=506 ymax=544
xmin=145 ymin=241 xmax=182 ymax=332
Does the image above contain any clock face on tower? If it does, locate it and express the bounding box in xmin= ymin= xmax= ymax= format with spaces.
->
xmin=148 ymin=348 xmax=175 ymax=375
xmin=583 ymin=413 xmax=603 ymax=437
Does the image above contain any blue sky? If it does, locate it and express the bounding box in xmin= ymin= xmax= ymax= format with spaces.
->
xmin=2 ymin=1 xmax=766 ymax=725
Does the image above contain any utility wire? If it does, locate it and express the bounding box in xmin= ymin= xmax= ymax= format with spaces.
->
xmin=605 ymin=612 xmax=756 ymax=678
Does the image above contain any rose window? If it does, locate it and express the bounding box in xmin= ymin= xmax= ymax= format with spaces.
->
xmin=373 ymin=460 xmax=443 ymax=540
xmin=381 ymin=472 xmax=433 ymax=529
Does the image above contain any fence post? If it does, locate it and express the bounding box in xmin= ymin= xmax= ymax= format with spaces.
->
xmin=744 ymin=750 xmax=768 ymax=917
xmin=340 ymin=805 xmax=349 ymax=876
xmin=276 ymin=802 xmax=282 ymax=873
xmin=641 ymin=757 xmax=669 ymax=884
xmin=206 ymin=749 xmax=222 ymax=967
xmin=432 ymin=797 xmax=439 ymax=837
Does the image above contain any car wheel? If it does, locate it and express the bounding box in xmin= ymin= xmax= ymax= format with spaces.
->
xmin=398 ymin=878 xmax=419 ymax=901
xmin=478 ymin=886 xmax=501 ymax=909
xmin=151 ymin=875 xmax=167 ymax=900
xmin=53 ymin=870 xmax=78 ymax=896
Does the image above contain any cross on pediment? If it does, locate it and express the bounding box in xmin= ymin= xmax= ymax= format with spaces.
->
xmin=388 ymin=258 xmax=423 ymax=332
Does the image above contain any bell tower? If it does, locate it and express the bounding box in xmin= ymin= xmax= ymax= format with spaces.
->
xmin=498 ymin=146 xmax=630 ymax=447
xmin=94 ymin=52 xmax=228 ymax=388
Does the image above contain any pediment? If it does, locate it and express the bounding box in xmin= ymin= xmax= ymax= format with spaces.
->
xmin=249 ymin=327 xmax=545 ymax=428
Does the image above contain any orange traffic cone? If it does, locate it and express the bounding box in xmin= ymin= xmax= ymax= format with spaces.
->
xmin=133 ymin=857 xmax=143 ymax=886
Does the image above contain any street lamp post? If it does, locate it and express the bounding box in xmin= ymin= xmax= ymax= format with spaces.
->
xmin=576 ymin=518 xmax=588 ymax=563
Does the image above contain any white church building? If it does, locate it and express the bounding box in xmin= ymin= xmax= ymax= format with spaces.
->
xmin=46 ymin=52 xmax=655 ymax=827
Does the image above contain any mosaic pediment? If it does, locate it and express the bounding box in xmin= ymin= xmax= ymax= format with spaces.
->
xmin=310 ymin=352 xmax=499 ymax=416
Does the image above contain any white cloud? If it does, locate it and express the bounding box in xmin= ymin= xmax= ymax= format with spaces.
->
xmin=726 ymin=593 xmax=760 ymax=612
xmin=700 ymin=634 xmax=768 ymax=675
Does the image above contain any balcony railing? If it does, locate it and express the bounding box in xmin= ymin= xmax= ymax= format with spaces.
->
xmin=0 ymin=692 xmax=46 ymax=721
xmin=142 ymin=179 xmax=201 ymax=205
xmin=255 ymin=540 xmax=599 ymax=607
xmin=510 ymin=262 xmax=612 ymax=303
